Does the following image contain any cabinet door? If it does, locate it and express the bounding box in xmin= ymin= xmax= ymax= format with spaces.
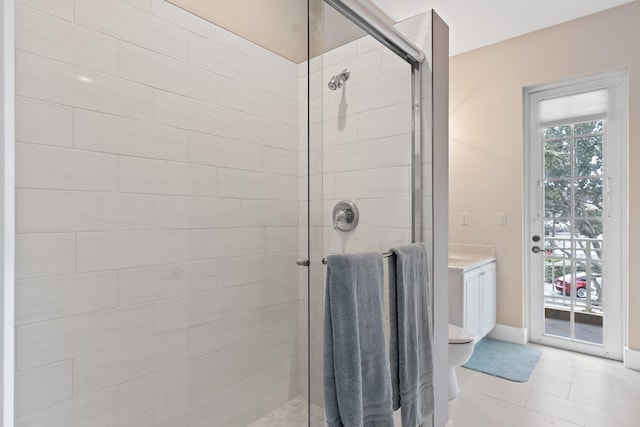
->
xmin=464 ymin=271 xmax=482 ymax=341
xmin=449 ymin=270 xmax=464 ymax=327
xmin=481 ymin=262 xmax=497 ymax=336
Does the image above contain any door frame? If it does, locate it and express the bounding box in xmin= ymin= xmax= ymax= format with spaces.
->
xmin=523 ymin=70 xmax=627 ymax=360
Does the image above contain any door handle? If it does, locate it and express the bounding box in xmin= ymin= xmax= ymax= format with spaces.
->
xmin=531 ymin=246 xmax=542 ymax=254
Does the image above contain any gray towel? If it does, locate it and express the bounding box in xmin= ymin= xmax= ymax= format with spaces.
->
xmin=324 ymin=252 xmax=394 ymax=427
xmin=389 ymin=243 xmax=434 ymax=427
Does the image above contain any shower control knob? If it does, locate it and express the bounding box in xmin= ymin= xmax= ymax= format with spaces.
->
xmin=332 ymin=200 xmax=359 ymax=232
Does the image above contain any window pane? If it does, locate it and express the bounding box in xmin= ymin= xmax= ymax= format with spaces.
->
xmin=544 ymin=237 xmax=572 ymax=258
xmin=545 ymin=179 xmax=571 ymax=218
xmin=574 ymin=259 xmax=603 ymax=343
xmin=573 ymin=219 xmax=603 ymax=241
xmin=543 ymin=125 xmax=571 ymax=140
xmin=573 ymin=236 xmax=603 ymax=260
xmin=574 ymin=178 xmax=603 ymax=218
xmin=585 ymin=260 xmax=603 ymax=305
xmin=574 ymin=120 xmax=603 ymax=136
xmin=575 ymin=136 xmax=603 ymax=177
xmin=544 ymin=258 xmax=572 ymax=338
xmin=546 ymin=258 xmax=571 ymax=284
xmin=545 ymin=139 xmax=571 ymax=178
xmin=544 ymin=219 xmax=571 ymax=237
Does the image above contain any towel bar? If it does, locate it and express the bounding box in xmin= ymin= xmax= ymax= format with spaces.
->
xmin=322 ymin=251 xmax=395 ymax=265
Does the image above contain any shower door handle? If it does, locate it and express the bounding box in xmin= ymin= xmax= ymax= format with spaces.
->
xmin=296 ymin=259 xmax=310 ymax=267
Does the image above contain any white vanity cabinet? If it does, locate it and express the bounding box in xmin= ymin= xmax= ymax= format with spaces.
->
xmin=448 ymin=256 xmax=496 ymax=343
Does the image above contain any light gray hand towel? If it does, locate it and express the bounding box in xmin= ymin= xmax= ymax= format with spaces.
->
xmin=389 ymin=243 xmax=434 ymax=427
xmin=324 ymin=252 xmax=394 ymax=427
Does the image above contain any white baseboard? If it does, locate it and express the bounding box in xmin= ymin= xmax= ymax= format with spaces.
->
xmin=624 ymin=347 xmax=640 ymax=371
xmin=488 ymin=324 xmax=529 ymax=345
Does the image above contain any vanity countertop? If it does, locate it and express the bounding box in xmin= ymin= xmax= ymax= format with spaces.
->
xmin=448 ymin=252 xmax=496 ymax=272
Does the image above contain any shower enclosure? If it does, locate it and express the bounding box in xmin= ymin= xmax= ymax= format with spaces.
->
xmin=4 ymin=0 xmax=448 ymax=425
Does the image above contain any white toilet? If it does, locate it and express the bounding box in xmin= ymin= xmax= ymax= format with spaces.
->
xmin=448 ymin=324 xmax=475 ymax=400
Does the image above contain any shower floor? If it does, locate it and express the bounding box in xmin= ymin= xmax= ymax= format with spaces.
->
xmin=248 ymin=397 xmax=325 ymax=427
xmin=248 ymin=397 xmax=404 ymax=426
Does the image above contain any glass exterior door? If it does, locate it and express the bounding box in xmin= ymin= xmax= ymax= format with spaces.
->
xmin=527 ymin=74 xmax=626 ymax=360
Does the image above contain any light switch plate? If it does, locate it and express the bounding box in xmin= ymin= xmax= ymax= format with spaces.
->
xmin=498 ymin=212 xmax=507 ymax=225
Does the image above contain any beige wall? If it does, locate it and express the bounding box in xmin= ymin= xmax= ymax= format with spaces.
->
xmin=449 ymin=0 xmax=640 ymax=350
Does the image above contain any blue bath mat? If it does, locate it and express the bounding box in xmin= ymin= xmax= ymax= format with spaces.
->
xmin=462 ymin=338 xmax=542 ymax=382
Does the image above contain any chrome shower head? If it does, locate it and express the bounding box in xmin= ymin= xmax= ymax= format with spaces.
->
xmin=328 ymin=69 xmax=351 ymax=91
xmin=328 ymin=75 xmax=341 ymax=91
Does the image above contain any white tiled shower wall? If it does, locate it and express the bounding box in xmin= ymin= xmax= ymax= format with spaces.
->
xmin=15 ymin=0 xmax=300 ymax=426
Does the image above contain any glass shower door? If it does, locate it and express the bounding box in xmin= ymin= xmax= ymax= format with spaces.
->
xmin=307 ymin=3 xmax=434 ymax=425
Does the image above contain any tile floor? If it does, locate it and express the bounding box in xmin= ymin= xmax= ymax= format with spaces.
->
xmin=251 ymin=344 xmax=640 ymax=426
xmin=448 ymin=343 xmax=640 ymax=427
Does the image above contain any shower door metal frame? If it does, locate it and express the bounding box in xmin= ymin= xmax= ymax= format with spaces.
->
xmin=411 ymin=68 xmax=422 ymax=244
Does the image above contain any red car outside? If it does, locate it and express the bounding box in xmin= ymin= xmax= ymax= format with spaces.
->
xmin=553 ymin=272 xmax=601 ymax=299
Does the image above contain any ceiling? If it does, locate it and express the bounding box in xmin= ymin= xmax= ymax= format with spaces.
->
xmin=167 ymin=0 xmax=374 ymax=62
xmin=167 ymin=0 xmax=636 ymax=62
xmin=369 ymin=0 xmax=636 ymax=56
xmin=167 ymin=0 xmax=309 ymax=62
